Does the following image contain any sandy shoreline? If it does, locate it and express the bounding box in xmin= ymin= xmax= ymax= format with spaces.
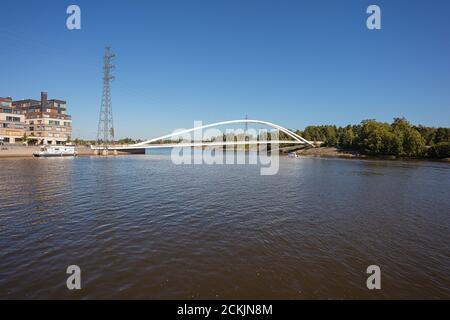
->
xmin=1 ymin=146 xmax=449 ymax=163
xmin=0 ymin=146 xmax=95 ymax=158
xmin=295 ymin=147 xmax=362 ymax=158
xmin=294 ymin=147 xmax=450 ymax=163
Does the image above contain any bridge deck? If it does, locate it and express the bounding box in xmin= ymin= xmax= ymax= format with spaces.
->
xmin=91 ymin=140 xmax=307 ymax=151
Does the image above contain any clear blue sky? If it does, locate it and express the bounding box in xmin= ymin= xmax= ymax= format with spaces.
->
xmin=1 ymin=0 xmax=450 ymax=139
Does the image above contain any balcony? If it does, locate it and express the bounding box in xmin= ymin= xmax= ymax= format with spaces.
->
xmin=26 ymin=114 xmax=72 ymax=121
xmin=0 ymin=108 xmax=23 ymax=115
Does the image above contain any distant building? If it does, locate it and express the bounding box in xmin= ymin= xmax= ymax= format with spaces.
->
xmin=0 ymin=97 xmax=26 ymax=144
xmin=13 ymin=92 xmax=72 ymax=145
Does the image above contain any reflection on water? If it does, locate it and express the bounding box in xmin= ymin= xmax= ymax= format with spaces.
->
xmin=0 ymin=156 xmax=449 ymax=299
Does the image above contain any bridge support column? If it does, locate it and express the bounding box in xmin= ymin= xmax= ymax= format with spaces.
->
xmin=257 ymin=136 xmax=260 ymax=155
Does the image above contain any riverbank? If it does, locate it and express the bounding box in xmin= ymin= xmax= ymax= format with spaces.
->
xmin=294 ymin=147 xmax=450 ymax=163
xmin=0 ymin=146 xmax=96 ymax=158
xmin=295 ymin=147 xmax=362 ymax=158
xmin=1 ymin=145 xmax=449 ymax=163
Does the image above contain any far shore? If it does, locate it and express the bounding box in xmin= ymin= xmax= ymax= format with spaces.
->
xmin=293 ymin=147 xmax=450 ymax=163
xmin=0 ymin=145 xmax=449 ymax=163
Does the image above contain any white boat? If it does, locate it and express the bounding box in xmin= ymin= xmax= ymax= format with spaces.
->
xmin=288 ymin=152 xmax=299 ymax=158
xmin=33 ymin=146 xmax=77 ymax=157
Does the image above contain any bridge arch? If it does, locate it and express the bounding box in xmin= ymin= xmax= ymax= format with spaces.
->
xmin=132 ymin=119 xmax=314 ymax=147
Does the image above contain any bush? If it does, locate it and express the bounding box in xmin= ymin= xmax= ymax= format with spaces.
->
xmin=428 ymin=142 xmax=450 ymax=159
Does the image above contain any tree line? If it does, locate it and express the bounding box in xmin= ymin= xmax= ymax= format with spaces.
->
xmin=296 ymin=118 xmax=450 ymax=159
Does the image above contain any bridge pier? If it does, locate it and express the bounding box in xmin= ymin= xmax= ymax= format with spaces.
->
xmin=93 ymin=148 xmax=119 ymax=156
xmin=257 ymin=136 xmax=260 ymax=155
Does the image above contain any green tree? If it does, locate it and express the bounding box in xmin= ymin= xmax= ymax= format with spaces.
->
xmin=302 ymin=126 xmax=324 ymax=142
xmin=324 ymin=126 xmax=338 ymax=146
xmin=391 ymin=118 xmax=425 ymax=156
xmin=403 ymin=129 xmax=426 ymax=157
xmin=337 ymin=125 xmax=356 ymax=149
xmin=428 ymin=142 xmax=450 ymax=158
xmin=414 ymin=125 xmax=436 ymax=146
xmin=434 ymin=128 xmax=450 ymax=144
xmin=358 ymin=120 xmax=392 ymax=155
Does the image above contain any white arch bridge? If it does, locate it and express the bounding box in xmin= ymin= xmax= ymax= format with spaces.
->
xmin=91 ymin=119 xmax=314 ymax=152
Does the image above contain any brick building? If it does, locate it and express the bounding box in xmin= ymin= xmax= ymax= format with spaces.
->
xmin=13 ymin=92 xmax=72 ymax=145
xmin=0 ymin=97 xmax=26 ymax=144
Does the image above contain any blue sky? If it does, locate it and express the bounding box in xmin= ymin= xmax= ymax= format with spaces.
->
xmin=1 ymin=0 xmax=450 ymax=139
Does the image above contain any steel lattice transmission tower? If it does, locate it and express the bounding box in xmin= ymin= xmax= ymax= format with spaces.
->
xmin=97 ymin=46 xmax=115 ymax=146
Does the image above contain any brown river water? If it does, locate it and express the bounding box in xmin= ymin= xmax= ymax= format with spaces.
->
xmin=0 ymin=155 xmax=449 ymax=299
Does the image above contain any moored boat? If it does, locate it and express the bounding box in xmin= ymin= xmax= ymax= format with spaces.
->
xmin=33 ymin=146 xmax=77 ymax=157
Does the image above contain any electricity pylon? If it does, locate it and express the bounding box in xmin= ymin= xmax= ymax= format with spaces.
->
xmin=97 ymin=46 xmax=115 ymax=147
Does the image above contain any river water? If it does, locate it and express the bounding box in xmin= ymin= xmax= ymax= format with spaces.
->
xmin=0 ymin=155 xmax=449 ymax=299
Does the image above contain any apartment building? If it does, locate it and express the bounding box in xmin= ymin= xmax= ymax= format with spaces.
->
xmin=13 ymin=92 xmax=72 ymax=145
xmin=0 ymin=97 xmax=26 ymax=144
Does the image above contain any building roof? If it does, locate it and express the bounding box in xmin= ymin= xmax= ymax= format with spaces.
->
xmin=49 ymin=99 xmax=67 ymax=104
xmin=12 ymin=99 xmax=40 ymax=105
xmin=13 ymin=99 xmax=66 ymax=105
